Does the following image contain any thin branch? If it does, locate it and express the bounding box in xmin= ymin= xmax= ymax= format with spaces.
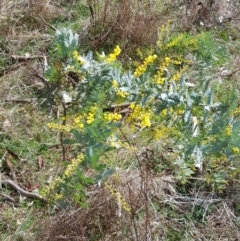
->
xmin=34 ymin=73 xmax=49 ymax=84
xmin=226 ymin=68 xmax=240 ymax=77
xmin=60 ymin=101 xmax=67 ymax=162
xmin=120 ymin=129 xmax=139 ymax=159
xmin=0 ymin=63 xmax=24 ymax=76
xmin=0 ymin=179 xmax=46 ymax=202
xmin=0 ymin=193 xmax=15 ymax=203
xmin=5 ymin=98 xmax=37 ymax=104
xmin=38 ymin=16 xmax=57 ymax=31
xmin=0 ymin=53 xmax=47 ymax=61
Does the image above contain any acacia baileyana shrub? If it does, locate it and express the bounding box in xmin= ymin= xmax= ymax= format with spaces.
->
xmin=41 ymin=27 xmax=239 ymax=207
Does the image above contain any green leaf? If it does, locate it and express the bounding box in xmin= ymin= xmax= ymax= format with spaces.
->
xmin=71 ymin=129 xmax=84 ymax=143
xmin=95 ymin=168 xmax=115 ymax=186
xmin=87 ymin=146 xmax=93 ymax=159
xmin=62 ymin=139 xmax=75 ymax=145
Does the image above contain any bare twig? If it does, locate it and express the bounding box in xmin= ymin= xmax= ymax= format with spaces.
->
xmin=5 ymin=157 xmax=17 ymax=182
xmin=226 ymin=68 xmax=240 ymax=77
xmin=170 ymin=195 xmax=222 ymax=205
xmin=0 ymin=147 xmax=22 ymax=161
xmin=0 ymin=192 xmax=15 ymax=203
xmin=0 ymin=179 xmax=46 ymax=202
xmin=103 ymin=102 xmax=130 ymax=111
xmin=119 ymin=128 xmax=141 ymax=168
xmin=0 ymin=53 xmax=47 ymax=61
xmin=0 ymin=151 xmax=7 ymax=163
xmin=38 ymin=16 xmax=57 ymax=31
xmin=222 ymin=201 xmax=240 ymax=238
xmin=0 ymin=63 xmax=24 ymax=76
xmin=60 ymin=101 xmax=67 ymax=163
xmin=34 ymin=72 xmax=49 ymax=84
xmin=5 ymin=98 xmax=37 ymax=104
xmin=127 ymin=184 xmax=140 ymax=241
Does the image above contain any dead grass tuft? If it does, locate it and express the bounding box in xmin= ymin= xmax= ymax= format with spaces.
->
xmin=177 ymin=0 xmax=240 ymax=31
xmin=84 ymin=0 xmax=167 ymax=57
xmin=35 ymin=167 xmax=240 ymax=241
xmin=0 ymin=0 xmax=65 ymax=39
xmin=36 ymin=169 xmax=174 ymax=241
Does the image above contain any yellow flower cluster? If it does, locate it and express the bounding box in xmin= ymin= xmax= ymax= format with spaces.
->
xmin=47 ymin=122 xmax=71 ymax=132
xmin=159 ymin=107 xmax=175 ymax=117
xmin=48 ymin=106 xmax=98 ymax=134
xmin=41 ymin=153 xmax=85 ymax=201
xmin=154 ymin=125 xmax=170 ymax=140
xmin=63 ymin=153 xmax=84 ymax=178
xmin=157 ymin=22 xmax=171 ymax=50
xmin=86 ymin=112 xmax=95 ymax=124
xmin=152 ymin=56 xmax=186 ymax=85
xmin=86 ymin=105 xmax=98 ymax=124
xmin=201 ymin=134 xmax=217 ymax=145
xmin=152 ymin=57 xmax=171 ymax=85
xmin=173 ymin=65 xmax=188 ymax=82
xmin=73 ymin=51 xmax=85 ymax=64
xmin=104 ymin=112 xmax=122 ymax=122
xmin=127 ymin=103 xmax=152 ymax=128
xmin=176 ymin=109 xmax=184 ymax=115
xmin=134 ymin=54 xmax=157 ymax=77
xmin=169 ymin=58 xmax=183 ymax=65
xmin=105 ymin=183 xmax=131 ymax=212
xmin=106 ymin=45 xmax=121 ymax=63
xmin=66 ymin=65 xmax=75 ymax=71
xmin=172 ymin=72 xmax=181 ymax=82
xmin=232 ymin=147 xmax=239 ymax=154
xmin=208 ymin=154 xmax=228 ymax=168
xmin=225 ymin=125 xmax=232 ymax=136
xmin=112 ymin=80 xmax=129 ymax=99
xmin=106 ymin=134 xmax=136 ymax=151
xmin=231 ymin=107 xmax=240 ymax=118
xmin=48 ymin=115 xmax=84 ymax=133
xmin=73 ymin=105 xmax=98 ymax=127
xmin=112 ymin=80 xmax=119 ymax=88
xmin=210 ymin=135 xmax=217 ymax=143
xmin=161 ymin=109 xmax=168 ymax=116
xmin=157 ymin=25 xmax=165 ymax=49
xmin=73 ymin=115 xmax=84 ymax=130
xmin=40 ymin=176 xmax=63 ymax=202
xmin=116 ymin=90 xmax=129 ymax=98
xmin=164 ymin=32 xmax=198 ymax=51
xmin=166 ymin=34 xmax=184 ymax=49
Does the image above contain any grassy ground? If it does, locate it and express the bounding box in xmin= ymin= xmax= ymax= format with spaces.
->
xmin=1 ymin=0 xmax=240 ymax=240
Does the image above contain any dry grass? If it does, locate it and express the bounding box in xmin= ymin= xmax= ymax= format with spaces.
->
xmin=35 ymin=168 xmax=240 ymax=241
xmin=0 ymin=2 xmax=63 ymax=240
xmin=177 ymin=0 xmax=240 ymax=31
xmin=35 ymin=168 xmax=174 ymax=241
xmin=0 ymin=63 xmax=61 ymax=213
xmin=84 ymin=0 xmax=169 ymax=57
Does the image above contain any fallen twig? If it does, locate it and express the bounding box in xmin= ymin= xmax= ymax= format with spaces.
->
xmin=1 ymin=54 xmax=47 ymax=61
xmin=168 ymin=195 xmax=222 ymax=205
xmin=5 ymin=157 xmax=17 ymax=182
xmin=0 ymin=63 xmax=24 ymax=77
xmin=38 ymin=16 xmax=57 ymax=31
xmin=0 ymin=179 xmax=46 ymax=202
xmin=0 ymin=193 xmax=16 ymax=203
xmin=103 ymin=102 xmax=130 ymax=112
xmin=34 ymin=73 xmax=49 ymax=83
xmin=0 ymin=147 xmax=22 ymax=161
xmin=226 ymin=68 xmax=240 ymax=77
xmin=5 ymin=98 xmax=37 ymax=104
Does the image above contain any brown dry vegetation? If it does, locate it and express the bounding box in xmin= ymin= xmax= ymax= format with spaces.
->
xmin=1 ymin=0 xmax=240 ymax=241
xmin=36 ymin=168 xmax=240 ymax=241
